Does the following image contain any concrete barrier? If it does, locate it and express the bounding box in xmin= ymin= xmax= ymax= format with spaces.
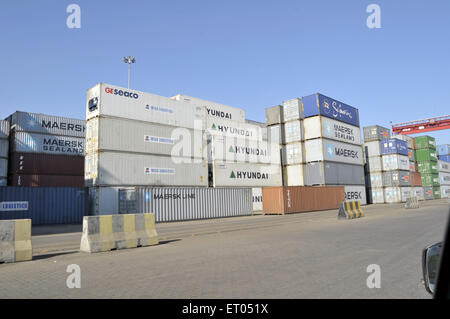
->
xmin=80 ymin=213 xmax=158 ymax=253
xmin=0 ymin=219 xmax=32 ymax=263
xmin=405 ymin=197 xmax=419 ymax=209
xmin=338 ymin=201 xmax=365 ymax=220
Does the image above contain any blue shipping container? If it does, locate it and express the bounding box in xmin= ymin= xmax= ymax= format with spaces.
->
xmin=381 ymin=139 xmax=408 ymax=156
xmin=0 ymin=187 xmax=86 ymax=225
xmin=302 ymin=93 xmax=360 ymax=127
xmin=437 ymin=144 xmax=450 ymax=156
xmin=439 ymin=155 xmax=450 ymax=163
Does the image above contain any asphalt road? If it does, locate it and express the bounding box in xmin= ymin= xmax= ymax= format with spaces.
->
xmin=1 ymin=199 xmax=449 ymax=298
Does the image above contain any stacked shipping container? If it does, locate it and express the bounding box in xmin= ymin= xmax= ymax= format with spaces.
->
xmin=0 ymin=120 xmax=9 ymax=186
xmin=415 ymin=136 xmax=440 ymax=200
xmin=6 ymin=111 xmax=85 ymax=186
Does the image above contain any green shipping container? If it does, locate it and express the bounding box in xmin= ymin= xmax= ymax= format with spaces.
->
xmin=421 ymin=173 xmax=440 ymax=187
xmin=414 ymin=136 xmax=436 ymax=150
xmin=415 ymin=149 xmax=437 ymax=162
xmin=433 ymin=186 xmax=441 ymax=199
xmin=417 ymin=161 xmax=439 ymax=174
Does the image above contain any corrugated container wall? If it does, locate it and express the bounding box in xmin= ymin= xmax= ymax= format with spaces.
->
xmin=9 ymin=174 xmax=84 ymax=187
xmin=304 ymin=116 xmax=361 ymax=145
xmin=265 ymin=105 xmax=283 ymax=126
xmin=304 ymin=162 xmax=364 ymax=185
xmin=9 ymin=153 xmax=84 ymax=176
xmin=363 ymin=125 xmax=390 ymax=142
xmin=437 ymin=144 xmax=450 ymax=156
xmin=11 ymin=132 xmax=84 ymax=156
xmin=304 ymin=138 xmax=364 ymax=165
xmin=0 ymin=120 xmax=10 ymax=139
xmin=206 ymin=118 xmax=264 ymax=141
xmin=119 ymin=187 xmax=252 ymax=222
xmin=0 ymin=187 xmax=86 ymax=225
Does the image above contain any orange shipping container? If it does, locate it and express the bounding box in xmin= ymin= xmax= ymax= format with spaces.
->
xmin=410 ymin=172 xmax=423 ymax=187
xmin=262 ymin=186 xmax=345 ymax=215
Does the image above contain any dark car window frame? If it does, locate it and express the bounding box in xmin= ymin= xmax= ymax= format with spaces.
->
xmin=435 ymin=206 xmax=450 ymax=299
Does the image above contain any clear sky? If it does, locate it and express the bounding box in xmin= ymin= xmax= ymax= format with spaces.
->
xmin=1 ymin=0 xmax=449 ymax=144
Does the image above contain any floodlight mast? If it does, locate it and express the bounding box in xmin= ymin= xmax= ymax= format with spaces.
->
xmin=123 ymin=56 xmax=136 ymax=89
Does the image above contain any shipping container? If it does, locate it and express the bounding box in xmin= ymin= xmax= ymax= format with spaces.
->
xmin=85 ymin=116 xmax=206 ymax=159
xmin=87 ymin=186 xmax=132 ymax=215
xmin=439 ymin=155 xmax=450 ymax=163
xmin=367 ymin=187 xmax=384 ymax=204
xmin=281 ymin=142 xmax=305 ymax=165
xmin=304 ymin=161 xmax=364 ymax=186
xmin=381 ymin=154 xmax=410 ymax=171
xmin=437 ymin=144 xmax=450 ymax=156
xmin=384 ymin=187 xmax=402 ymax=203
xmin=282 ymin=98 xmax=303 ymax=122
xmin=365 ymin=156 xmax=383 ymax=172
xmin=393 ymin=135 xmax=414 ymax=149
xmin=410 ymin=172 xmax=423 ymax=187
xmin=209 ymin=161 xmax=282 ymax=187
xmin=262 ymin=186 xmax=345 ymax=214
xmin=265 ymin=105 xmax=283 ymax=126
xmin=0 ymin=120 xmax=10 ymax=139
xmin=415 ymin=149 xmax=438 ymax=162
xmin=8 ymin=111 xmax=85 ymax=138
xmin=400 ymin=187 xmax=413 ymax=202
xmin=282 ymin=164 xmax=305 ymax=186
xmin=363 ymin=125 xmax=390 ymax=142
xmin=407 ymin=149 xmax=415 ymax=162
xmin=364 ymin=141 xmax=383 ymax=157
xmin=171 ymin=94 xmax=246 ymax=123
xmin=424 ymin=186 xmax=434 ymax=200
xmin=409 ymin=161 xmax=416 ymax=172
xmin=438 ymin=160 xmax=450 ymax=173
xmin=365 ymin=172 xmax=383 ymax=188
xmin=9 ymin=174 xmax=84 ymax=187
xmin=118 ymin=187 xmax=252 ymax=222
xmin=343 ymin=185 xmax=367 ymax=205
xmin=87 ymin=83 xmax=206 ymax=130
xmin=207 ymin=135 xmax=280 ymax=164
xmin=441 ymin=185 xmax=450 ymax=198
xmin=421 ymin=173 xmax=440 ymax=187
xmin=85 ymin=151 xmax=208 ymax=187
xmin=0 ymin=179 xmax=6 ymax=186
xmin=206 ymin=118 xmax=264 ymax=141
xmin=304 ymin=116 xmax=362 ymax=145
xmin=302 ymin=93 xmax=359 ymax=127
xmin=433 ymin=187 xmax=441 ymax=199
xmin=283 ymin=120 xmax=304 ymax=143
xmin=267 ymin=124 xmax=284 ymax=145
xmin=382 ymin=170 xmax=411 ymax=187
xmin=0 ymin=139 xmax=9 ymax=158
xmin=413 ymin=187 xmax=425 ymax=201
xmin=417 ymin=161 xmax=439 ymax=174
xmin=252 ymin=187 xmax=263 ymax=212
xmin=304 ymin=138 xmax=364 ymax=165
xmin=414 ymin=136 xmax=436 ymax=150
xmin=380 ymin=139 xmax=408 ymax=156
xmin=0 ymin=187 xmax=86 ymax=225
xmin=439 ymin=171 xmax=450 ymax=185
xmin=8 ymin=152 xmax=84 ymax=176
xmin=11 ymin=131 xmax=84 ymax=156
xmin=0 ymin=158 xmax=7 ymax=178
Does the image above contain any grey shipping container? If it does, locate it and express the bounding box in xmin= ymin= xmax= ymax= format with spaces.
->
xmin=0 ymin=187 xmax=87 ymax=225
xmin=0 ymin=120 xmax=10 ymax=139
xmin=118 ymin=187 xmax=252 ymax=222
xmin=8 ymin=111 xmax=85 ymax=137
xmin=363 ymin=125 xmax=390 ymax=142
xmin=304 ymin=161 xmax=365 ymax=186
xmin=11 ymin=131 xmax=85 ymax=156
xmin=265 ymin=105 xmax=283 ymax=126
xmin=0 ymin=158 xmax=7 ymax=178
xmin=267 ymin=124 xmax=284 ymax=145
xmin=382 ymin=170 xmax=411 ymax=187
xmin=0 ymin=139 xmax=9 ymax=158
xmin=0 ymin=179 xmax=6 ymax=186
xmin=424 ymin=186 xmax=434 ymax=200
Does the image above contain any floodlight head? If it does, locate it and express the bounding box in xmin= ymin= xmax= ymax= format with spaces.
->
xmin=123 ymin=57 xmax=129 ymax=63
xmin=131 ymin=57 xmax=136 ymax=63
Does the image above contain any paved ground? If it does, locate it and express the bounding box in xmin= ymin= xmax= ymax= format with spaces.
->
xmin=1 ymin=199 xmax=449 ymax=298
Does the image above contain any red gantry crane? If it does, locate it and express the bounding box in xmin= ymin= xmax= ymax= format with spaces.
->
xmin=392 ymin=115 xmax=450 ymax=135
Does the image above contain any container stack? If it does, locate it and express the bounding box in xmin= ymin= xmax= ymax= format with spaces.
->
xmin=7 ymin=111 xmax=85 ymax=187
xmin=437 ymin=144 xmax=450 ymax=198
xmin=363 ymin=125 xmax=391 ymax=204
xmin=85 ymin=83 xmax=208 ymax=215
xmin=0 ymin=120 xmax=9 ymax=186
xmin=414 ymin=136 xmax=440 ymax=200
xmin=302 ymin=93 xmax=366 ymax=204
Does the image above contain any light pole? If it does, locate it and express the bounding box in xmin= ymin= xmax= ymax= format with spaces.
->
xmin=123 ymin=56 xmax=136 ymax=89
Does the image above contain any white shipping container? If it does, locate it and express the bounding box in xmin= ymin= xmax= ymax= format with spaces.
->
xmin=384 ymin=187 xmax=402 ymax=203
xmin=382 ymin=155 xmax=410 ymax=171
xmin=85 ymin=116 xmax=206 ymax=159
xmin=281 ymin=142 xmax=305 ymax=165
xmin=304 ymin=116 xmax=362 ymax=145
xmin=282 ymin=98 xmax=303 ymax=122
xmin=283 ymin=120 xmax=304 ymax=143
xmin=11 ymin=132 xmax=84 ymax=156
xmin=0 ymin=158 xmax=7 ymax=178
xmin=207 ymin=135 xmax=280 ymax=164
xmin=343 ymin=185 xmax=367 ymax=205
xmin=438 ymin=160 xmax=450 ymax=173
xmin=368 ymin=188 xmax=385 ymax=204
xmin=85 ymin=151 xmax=208 ymax=187
xmin=366 ymin=172 xmax=383 ymax=188
xmin=282 ymin=164 xmax=305 ymax=186
xmin=0 ymin=120 xmax=10 ymax=139
xmin=413 ymin=187 xmax=425 ymax=201
xmin=86 ymin=83 xmax=206 ymax=130
xmin=304 ymin=138 xmax=364 ymax=165
xmin=441 ymin=185 xmax=450 ymax=198
xmin=364 ymin=141 xmax=383 ymax=157
xmin=366 ymin=156 xmax=383 ymax=172
xmin=400 ymin=187 xmax=413 ymax=202
xmin=0 ymin=139 xmax=9 ymax=158
xmin=206 ymin=118 xmax=263 ymax=141
xmin=440 ymin=171 xmax=450 ymax=185
xmin=267 ymin=124 xmax=284 ymax=145
xmin=252 ymin=187 xmax=263 ymax=212
xmin=171 ymin=94 xmax=246 ymax=123
xmin=9 ymin=111 xmax=85 ymax=138
xmin=210 ymin=161 xmax=282 ymax=187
